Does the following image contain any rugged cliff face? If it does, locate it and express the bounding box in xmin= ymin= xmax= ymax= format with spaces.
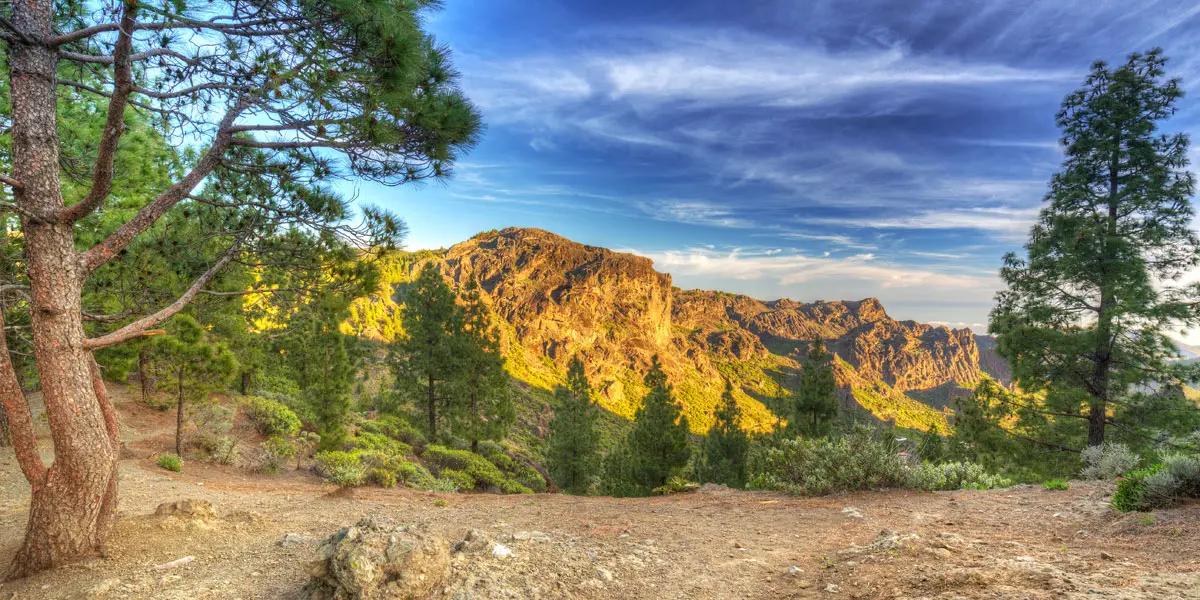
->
xmin=357 ymin=227 xmax=1006 ymax=433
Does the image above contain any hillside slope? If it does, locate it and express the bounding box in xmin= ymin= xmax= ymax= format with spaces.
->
xmin=349 ymin=227 xmax=1008 ymax=433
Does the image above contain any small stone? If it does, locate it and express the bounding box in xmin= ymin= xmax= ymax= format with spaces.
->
xmin=841 ymin=507 xmax=864 ymax=519
xmin=491 ymin=543 xmax=513 ymax=559
xmin=278 ymin=533 xmax=309 ymax=547
xmin=596 ymin=567 xmax=614 ymax=582
xmin=787 ymin=565 xmax=804 ymax=577
xmin=825 ymin=583 xmax=841 ymax=593
xmin=1100 ymin=551 xmax=1114 ymax=561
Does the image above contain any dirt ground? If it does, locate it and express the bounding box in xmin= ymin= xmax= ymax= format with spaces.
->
xmin=0 ymin=387 xmax=1197 ymax=599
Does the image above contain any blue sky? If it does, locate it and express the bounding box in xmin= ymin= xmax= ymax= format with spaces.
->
xmin=341 ymin=0 xmax=1200 ymax=329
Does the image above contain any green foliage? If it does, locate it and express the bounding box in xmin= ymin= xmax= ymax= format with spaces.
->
xmin=1113 ymin=454 xmax=1200 ymax=512
xmin=948 ymin=380 xmax=1079 ymax=481
xmin=696 ymin=382 xmax=750 ymax=488
xmin=604 ymin=357 xmax=692 ymax=497
xmin=747 ymin=427 xmax=908 ymax=496
xmin=1080 ymin=443 xmax=1139 ymax=480
xmin=243 ymin=396 xmax=302 ymax=437
xmin=359 ymin=415 xmax=427 ymax=451
xmin=281 ymin=292 xmax=361 ymax=450
xmin=1043 ymin=479 xmax=1070 ymax=491
xmin=455 ymin=279 xmax=515 ymax=449
xmin=547 ymin=358 xmax=602 ymax=494
xmin=261 ymin=436 xmax=297 ymax=474
xmin=477 ymin=440 xmax=547 ymax=493
xmin=906 ymin=461 xmax=1012 ymax=491
xmin=156 ymin=453 xmax=183 ymax=473
xmin=421 ymin=444 xmax=533 ymax=494
xmin=1112 ymin=465 xmax=1162 ymax=512
xmin=790 ymin=339 xmax=838 ymax=437
xmin=151 ymin=314 xmax=238 ymax=455
xmin=652 ymin=475 xmax=700 ymax=495
xmin=346 ymin=431 xmax=412 ymax=456
xmin=314 ymin=451 xmax=367 ymax=487
xmin=990 ymin=49 xmax=1200 ymax=450
xmin=438 ymin=468 xmax=476 ymax=491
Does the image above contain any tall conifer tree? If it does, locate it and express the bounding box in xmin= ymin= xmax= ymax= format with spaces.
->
xmin=696 ymin=381 xmax=749 ymax=488
xmin=455 ymin=279 xmax=513 ymax=451
xmin=606 ymin=356 xmax=691 ymax=496
xmin=991 ymin=49 xmax=1200 ymax=449
xmin=791 ymin=339 xmax=838 ymax=437
xmin=548 ymin=357 xmax=602 ymax=494
xmin=392 ymin=264 xmax=463 ymax=441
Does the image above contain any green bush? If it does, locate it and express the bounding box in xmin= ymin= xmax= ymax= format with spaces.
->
xmin=907 ymin=461 xmax=1011 ymax=491
xmin=367 ymin=467 xmax=399 ymax=488
xmin=652 ymin=475 xmax=700 ymax=495
xmin=243 ymin=396 xmax=301 ymax=437
xmin=359 ymin=415 xmax=427 ymax=450
xmin=1113 ymin=454 xmax=1200 ymax=512
xmin=156 ymin=453 xmax=183 ymax=472
xmin=345 ymin=431 xmax=412 ymax=456
xmin=1042 ymin=479 xmax=1070 ymax=491
xmin=314 ymin=450 xmax=366 ymax=487
xmin=422 ymin=444 xmax=532 ymax=494
xmin=261 ymin=436 xmax=296 ymax=473
xmin=439 ymin=468 xmax=476 ymax=491
xmin=478 ymin=440 xmax=547 ymax=492
xmin=747 ymin=428 xmax=909 ymax=496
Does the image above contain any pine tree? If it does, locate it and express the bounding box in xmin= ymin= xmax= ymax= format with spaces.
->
xmin=150 ymin=315 xmax=237 ymax=457
xmin=791 ymin=339 xmax=838 ymax=437
xmin=990 ymin=49 xmax=1200 ymax=449
xmin=281 ymin=292 xmax=358 ymax=450
xmin=607 ymin=356 xmax=691 ymax=496
xmin=547 ymin=357 xmax=602 ymax=494
xmin=392 ymin=264 xmax=463 ymax=441
xmin=696 ymin=381 xmax=750 ymax=488
xmin=455 ymin=279 xmax=514 ymax=451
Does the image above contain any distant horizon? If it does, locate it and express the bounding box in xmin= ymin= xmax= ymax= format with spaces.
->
xmin=339 ymin=1 xmax=1200 ymax=338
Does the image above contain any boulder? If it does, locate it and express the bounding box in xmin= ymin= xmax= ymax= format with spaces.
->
xmin=304 ymin=518 xmax=449 ymax=600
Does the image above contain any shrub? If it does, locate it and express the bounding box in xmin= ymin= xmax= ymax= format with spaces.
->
xmin=210 ymin=436 xmax=238 ymax=466
xmin=243 ymin=396 xmax=301 ymax=437
xmin=192 ymin=403 xmax=234 ymax=453
xmin=156 ymin=453 xmax=183 ymax=472
xmin=1080 ymin=442 xmax=1138 ymax=480
xmin=314 ymin=451 xmax=365 ymax=487
xmin=422 ymin=446 xmax=511 ymax=492
xmin=367 ymin=467 xmax=399 ymax=488
xmin=907 ymin=461 xmax=1011 ymax=491
xmin=478 ymin=440 xmax=547 ymax=492
xmin=261 ymin=436 xmax=296 ymax=474
xmin=747 ymin=428 xmax=909 ymax=496
xmin=1042 ymin=479 xmax=1070 ymax=491
xmin=652 ymin=475 xmax=700 ymax=495
xmin=345 ymin=431 xmax=411 ymax=457
xmin=359 ymin=415 xmax=427 ymax=450
xmin=1112 ymin=465 xmax=1161 ymax=512
xmin=438 ymin=468 xmax=475 ymax=491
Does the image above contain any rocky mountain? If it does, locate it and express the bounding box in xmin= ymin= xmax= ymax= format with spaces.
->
xmin=351 ymin=227 xmax=1008 ymax=434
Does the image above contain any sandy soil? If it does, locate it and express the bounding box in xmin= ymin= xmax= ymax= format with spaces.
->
xmin=0 ymin=387 xmax=1197 ymax=599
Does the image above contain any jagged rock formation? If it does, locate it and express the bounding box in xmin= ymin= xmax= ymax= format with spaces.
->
xmin=354 ymin=227 xmax=1008 ymax=433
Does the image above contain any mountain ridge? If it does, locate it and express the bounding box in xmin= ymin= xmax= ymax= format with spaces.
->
xmin=349 ymin=227 xmax=1008 ymax=433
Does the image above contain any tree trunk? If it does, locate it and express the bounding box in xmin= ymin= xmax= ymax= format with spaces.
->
xmin=427 ymin=373 xmax=437 ymax=440
xmin=1087 ymin=139 xmax=1122 ymax=448
xmin=176 ymin=368 xmax=184 ymax=457
xmin=138 ymin=347 xmax=151 ymax=403
xmin=6 ymin=1 xmax=119 ymax=578
xmin=0 ymin=403 xmax=10 ymax=448
xmin=240 ymin=371 xmax=250 ymax=396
